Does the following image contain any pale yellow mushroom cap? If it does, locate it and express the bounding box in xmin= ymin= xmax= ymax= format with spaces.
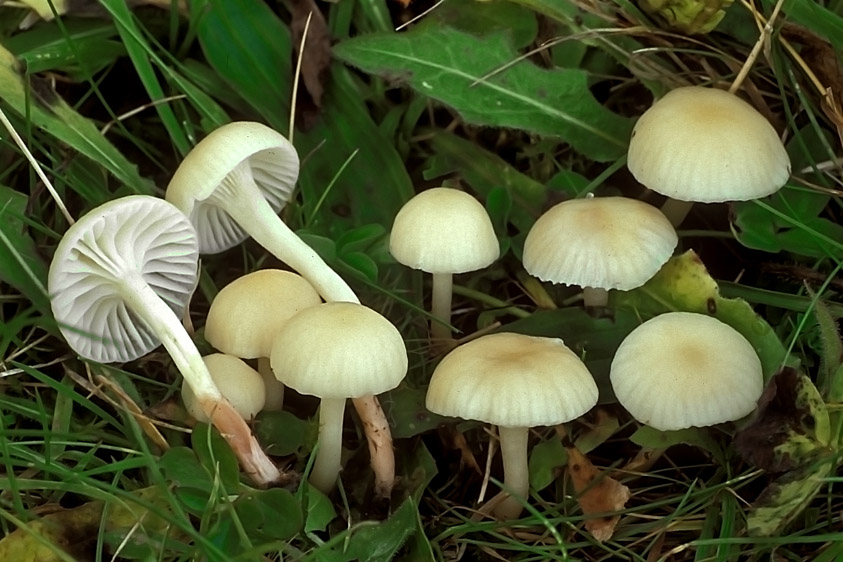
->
xmin=610 ymin=312 xmax=763 ymax=431
xmin=426 ymin=332 xmax=598 ymax=428
xmin=627 ymin=86 xmax=790 ymax=202
xmin=270 ymin=302 xmax=408 ymax=399
xmin=389 ymin=188 xmax=500 ymax=274
xmin=523 ymin=197 xmax=677 ymax=291
xmin=205 ymin=270 xmax=322 ymax=359
xmin=183 ymin=354 xmax=266 ymax=422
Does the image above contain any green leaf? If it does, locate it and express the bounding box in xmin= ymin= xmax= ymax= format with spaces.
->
xmin=528 ymin=438 xmax=567 ymax=492
xmin=196 ymin=0 xmax=292 ymax=131
xmin=0 ymin=43 xmax=154 ymax=195
xmin=334 ymin=27 xmax=634 ymax=162
xmin=810 ymin=294 xmax=843 ymax=397
xmin=255 ymin=410 xmax=314 ymax=457
xmin=612 ymin=250 xmax=796 ymax=379
xmin=630 ymin=426 xmax=723 ymax=460
xmin=341 ymin=497 xmax=420 ymax=562
xmin=159 ymin=447 xmax=213 ymax=493
xmin=384 ymin=385 xmax=444 ymax=439
xmin=0 ymin=185 xmax=50 ymax=313
xmin=234 ymin=488 xmax=302 ymax=541
xmin=428 ymin=0 xmax=538 ymax=48
xmin=298 ymin=484 xmax=337 ymax=533
xmin=192 ymin=423 xmax=241 ymax=491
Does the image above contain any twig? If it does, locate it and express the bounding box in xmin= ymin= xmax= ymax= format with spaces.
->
xmin=729 ymin=0 xmax=786 ymax=94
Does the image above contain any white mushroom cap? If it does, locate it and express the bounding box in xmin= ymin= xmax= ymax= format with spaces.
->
xmin=610 ymin=312 xmax=763 ymax=430
xmin=426 ymin=332 xmax=598 ymax=428
xmin=523 ymin=197 xmax=677 ymax=291
xmin=166 ymin=121 xmax=299 ymax=253
xmin=205 ymin=270 xmax=322 ymax=359
xmin=48 ymin=196 xmax=199 ymax=363
xmin=270 ymin=302 xmax=408 ymax=399
xmin=389 ymin=187 xmax=500 ymax=274
xmin=183 ymin=353 xmax=266 ymax=422
xmin=627 ymin=86 xmax=790 ymax=202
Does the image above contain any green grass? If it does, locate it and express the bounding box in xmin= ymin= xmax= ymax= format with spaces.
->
xmin=1 ymin=0 xmax=843 ymax=560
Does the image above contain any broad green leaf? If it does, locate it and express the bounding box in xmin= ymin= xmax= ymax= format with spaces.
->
xmin=425 ymin=131 xmax=545 ymax=234
xmin=810 ymin=294 xmax=843 ymax=397
xmin=192 ymin=423 xmax=240 ymax=491
xmin=334 ymin=28 xmax=634 ymax=161
xmin=234 ymin=488 xmax=302 ymax=541
xmin=528 ymin=438 xmax=567 ymax=492
xmin=630 ymin=426 xmax=723 ymax=460
xmin=429 ymin=0 xmax=538 ymax=48
xmin=0 ymin=43 xmax=153 ymax=194
xmin=613 ymin=250 xmax=795 ymax=379
xmin=397 ymin=441 xmax=438 ymax=502
xmin=159 ymin=447 xmax=213 ymax=493
xmin=196 ymin=0 xmax=292 ymax=131
xmin=255 ymin=410 xmax=315 ymax=457
xmin=296 ymin=65 xmax=414 ymax=234
xmin=298 ymin=484 xmax=336 ymax=533
xmin=385 ymin=385 xmax=444 ymax=439
xmin=0 ymin=185 xmax=50 ymax=313
xmin=340 ymin=497 xmax=420 ymax=562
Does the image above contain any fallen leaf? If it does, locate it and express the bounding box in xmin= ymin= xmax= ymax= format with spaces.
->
xmin=565 ymin=442 xmax=630 ymax=542
xmin=290 ymin=0 xmax=332 ymax=121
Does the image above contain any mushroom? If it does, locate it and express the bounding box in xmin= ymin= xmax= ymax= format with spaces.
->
xmin=183 ymin=354 xmax=266 ymax=423
xmin=627 ymin=86 xmax=791 ymax=226
xmin=389 ymin=187 xmax=499 ymax=341
xmin=48 ymin=195 xmax=282 ymax=486
xmin=610 ymin=312 xmax=764 ymax=430
xmin=205 ymin=269 xmax=322 ymax=410
xmin=425 ymin=332 xmax=598 ymax=519
xmin=523 ymin=197 xmax=677 ymax=307
xmin=271 ymin=302 xmax=408 ymax=494
xmin=167 ymin=121 xmax=396 ymax=495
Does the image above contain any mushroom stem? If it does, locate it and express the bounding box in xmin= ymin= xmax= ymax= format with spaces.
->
xmin=258 ymin=356 xmax=285 ymax=411
xmin=121 ymin=274 xmax=283 ymax=486
xmin=582 ymin=287 xmax=609 ymax=308
xmin=659 ymin=198 xmax=694 ymax=228
xmin=212 ymin=162 xmax=360 ymax=304
xmin=430 ymin=272 xmax=454 ymax=341
xmin=493 ymin=425 xmax=530 ymax=520
xmin=353 ymin=394 xmax=395 ymax=498
xmin=310 ymin=397 xmax=347 ymax=494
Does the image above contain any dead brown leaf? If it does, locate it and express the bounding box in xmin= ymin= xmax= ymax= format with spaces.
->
xmin=566 ymin=444 xmax=630 ymax=542
xmin=290 ymin=0 xmax=332 ymax=117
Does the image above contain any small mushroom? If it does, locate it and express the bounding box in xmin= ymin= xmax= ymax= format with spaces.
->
xmin=48 ymin=196 xmax=282 ymax=486
xmin=610 ymin=311 xmax=764 ymax=430
xmin=425 ymin=332 xmax=598 ymax=519
xmin=523 ymin=197 xmax=677 ymax=307
xmin=182 ymin=354 xmax=266 ymax=423
xmin=627 ymin=86 xmax=791 ymax=226
xmin=205 ymin=269 xmax=322 ymax=410
xmin=389 ymin=188 xmax=499 ymax=341
xmin=271 ymin=302 xmax=408 ymax=494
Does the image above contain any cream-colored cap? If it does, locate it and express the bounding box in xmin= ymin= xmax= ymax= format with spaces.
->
xmin=389 ymin=188 xmax=499 ymax=274
xmin=182 ymin=353 xmax=266 ymax=422
xmin=166 ymin=121 xmax=299 ymax=253
xmin=523 ymin=197 xmax=677 ymax=291
xmin=426 ymin=332 xmax=598 ymax=428
xmin=610 ymin=312 xmax=763 ymax=430
xmin=205 ymin=269 xmax=321 ymax=359
xmin=628 ymin=86 xmax=790 ymax=202
xmin=271 ymin=302 xmax=408 ymax=399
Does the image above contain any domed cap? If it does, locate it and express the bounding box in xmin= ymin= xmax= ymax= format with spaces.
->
xmin=166 ymin=121 xmax=299 ymax=253
xmin=205 ymin=270 xmax=322 ymax=359
xmin=426 ymin=332 xmax=598 ymax=428
xmin=523 ymin=197 xmax=677 ymax=290
xmin=389 ymin=188 xmax=500 ymax=274
xmin=48 ymin=196 xmax=199 ymax=363
xmin=627 ymin=86 xmax=790 ymax=202
xmin=271 ymin=302 xmax=408 ymax=399
xmin=183 ymin=354 xmax=266 ymax=422
xmin=610 ymin=312 xmax=764 ymax=430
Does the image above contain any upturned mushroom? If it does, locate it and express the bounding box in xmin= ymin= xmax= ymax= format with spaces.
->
xmin=182 ymin=354 xmax=266 ymax=423
xmin=523 ymin=197 xmax=677 ymax=307
xmin=48 ymin=196 xmax=282 ymax=486
xmin=389 ymin=187 xmax=499 ymax=341
xmin=610 ymin=312 xmax=764 ymax=430
xmin=271 ymin=302 xmax=408 ymax=494
xmin=426 ymin=332 xmax=598 ymax=519
xmin=627 ymin=86 xmax=791 ymax=226
xmin=205 ymin=269 xmax=322 ymax=410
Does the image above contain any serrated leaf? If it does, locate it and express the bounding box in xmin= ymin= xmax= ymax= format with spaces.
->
xmin=0 ymin=42 xmax=153 ymax=195
xmin=808 ymin=292 xmax=843 ymax=397
xmin=612 ymin=250 xmax=795 ymax=379
xmin=334 ymin=27 xmax=634 ymax=162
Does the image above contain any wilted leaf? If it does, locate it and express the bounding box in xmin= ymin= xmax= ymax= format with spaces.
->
xmin=613 ymin=250 xmax=796 ymax=379
xmin=334 ymin=27 xmax=634 ymax=162
xmin=290 ymin=0 xmax=332 ymax=111
xmin=735 ymin=367 xmax=832 ymax=473
xmin=0 ymin=487 xmax=178 ymax=562
xmin=565 ymin=444 xmax=630 ymax=542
